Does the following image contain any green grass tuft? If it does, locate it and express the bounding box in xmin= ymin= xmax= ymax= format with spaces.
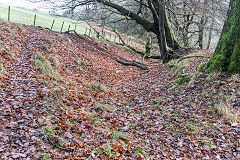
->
xmin=34 ymin=52 xmax=61 ymax=79
xmin=89 ymin=81 xmax=108 ymax=92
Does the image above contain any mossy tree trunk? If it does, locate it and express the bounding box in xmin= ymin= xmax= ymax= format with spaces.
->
xmin=148 ymin=0 xmax=181 ymax=62
xmin=207 ymin=0 xmax=240 ymax=74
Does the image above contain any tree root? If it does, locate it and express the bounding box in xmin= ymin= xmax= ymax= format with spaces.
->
xmin=177 ymin=55 xmax=209 ymax=63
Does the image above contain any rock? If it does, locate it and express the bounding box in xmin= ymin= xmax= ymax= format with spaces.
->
xmin=0 ymin=147 xmax=4 ymax=152
xmin=231 ymin=123 xmax=238 ymax=127
xmin=24 ymin=142 xmax=29 ymax=147
xmin=177 ymin=142 xmax=183 ymax=147
xmin=216 ymin=155 xmax=221 ymax=160
xmin=116 ymin=70 xmax=123 ymax=74
xmin=66 ymin=132 xmax=73 ymax=139
xmin=121 ymin=126 xmax=129 ymax=131
xmin=12 ymin=153 xmax=26 ymax=158
xmin=12 ymin=154 xmax=20 ymax=159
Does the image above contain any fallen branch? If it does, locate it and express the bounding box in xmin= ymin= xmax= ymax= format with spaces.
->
xmin=114 ymin=58 xmax=149 ymax=70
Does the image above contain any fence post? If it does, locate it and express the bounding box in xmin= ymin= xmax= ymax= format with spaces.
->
xmin=33 ymin=15 xmax=36 ymax=26
xmin=68 ymin=24 xmax=71 ymax=32
xmin=94 ymin=30 xmax=96 ymax=38
xmin=60 ymin=22 xmax=64 ymax=32
xmin=88 ymin=29 xmax=91 ymax=37
xmin=8 ymin=6 xmax=10 ymax=22
xmin=51 ymin=20 xmax=55 ymax=30
xmin=74 ymin=25 xmax=76 ymax=31
xmin=103 ymin=32 xmax=106 ymax=39
xmin=97 ymin=32 xmax=100 ymax=39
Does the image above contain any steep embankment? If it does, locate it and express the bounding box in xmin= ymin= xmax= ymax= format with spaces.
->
xmin=0 ymin=20 xmax=239 ymax=159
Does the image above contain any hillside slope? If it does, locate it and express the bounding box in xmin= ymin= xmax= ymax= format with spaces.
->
xmin=0 ymin=21 xmax=239 ymax=159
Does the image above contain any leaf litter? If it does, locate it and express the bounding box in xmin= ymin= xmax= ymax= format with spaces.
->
xmin=0 ymin=20 xmax=239 ymax=159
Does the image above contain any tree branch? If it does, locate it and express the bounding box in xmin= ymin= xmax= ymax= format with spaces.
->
xmin=95 ymin=0 xmax=155 ymax=32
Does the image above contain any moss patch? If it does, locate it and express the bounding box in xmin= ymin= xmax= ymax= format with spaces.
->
xmin=168 ymin=62 xmax=177 ymax=67
xmin=196 ymin=62 xmax=207 ymax=73
xmin=172 ymin=74 xmax=191 ymax=84
xmin=228 ymin=41 xmax=240 ymax=74
xmin=168 ymin=52 xmax=209 ymax=85
xmin=207 ymin=54 xmax=225 ymax=72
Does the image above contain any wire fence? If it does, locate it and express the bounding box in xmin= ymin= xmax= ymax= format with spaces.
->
xmin=0 ymin=5 xmax=158 ymax=53
xmin=0 ymin=5 xmax=87 ymax=34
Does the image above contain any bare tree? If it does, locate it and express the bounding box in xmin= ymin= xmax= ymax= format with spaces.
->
xmin=32 ymin=0 xmax=183 ymax=62
xmin=168 ymin=0 xmax=228 ymax=49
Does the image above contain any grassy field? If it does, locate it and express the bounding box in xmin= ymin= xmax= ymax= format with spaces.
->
xmin=0 ymin=4 xmax=88 ymax=34
xmin=0 ymin=4 xmax=123 ymax=42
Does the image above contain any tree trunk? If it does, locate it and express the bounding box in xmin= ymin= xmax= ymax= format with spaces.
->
xmin=148 ymin=0 xmax=181 ymax=62
xmin=157 ymin=0 xmax=169 ymax=61
xmin=206 ymin=19 xmax=214 ymax=50
xmin=198 ymin=22 xmax=204 ymax=49
xmin=164 ymin=7 xmax=181 ymax=50
xmin=182 ymin=3 xmax=192 ymax=48
xmin=198 ymin=0 xmax=209 ymax=49
xmin=207 ymin=0 xmax=240 ymax=74
xmin=198 ymin=15 xmax=208 ymax=49
xmin=96 ymin=0 xmax=181 ymax=62
xmin=145 ymin=33 xmax=152 ymax=54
